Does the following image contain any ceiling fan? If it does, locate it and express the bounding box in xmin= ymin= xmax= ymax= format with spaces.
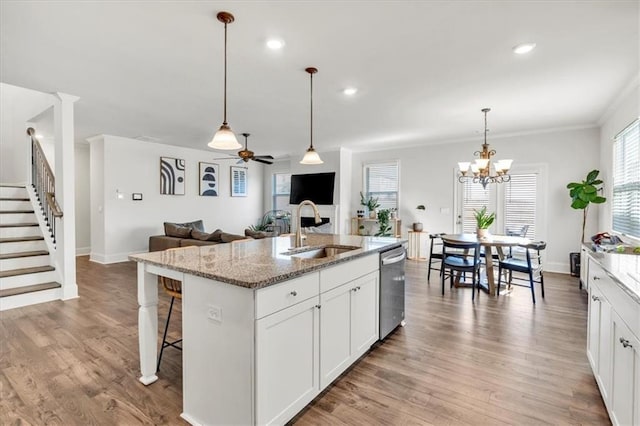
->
xmin=213 ymin=133 xmax=274 ymax=164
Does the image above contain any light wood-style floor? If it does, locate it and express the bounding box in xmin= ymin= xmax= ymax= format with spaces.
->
xmin=0 ymin=257 xmax=609 ymax=425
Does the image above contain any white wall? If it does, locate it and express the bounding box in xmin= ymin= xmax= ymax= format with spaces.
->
xmin=350 ymin=127 xmax=601 ymax=273
xmin=75 ymin=144 xmax=91 ymax=254
xmin=0 ymin=83 xmax=54 ymax=183
xmin=90 ymin=135 xmax=265 ymax=263
xmin=598 ymin=78 xmax=639 ymax=238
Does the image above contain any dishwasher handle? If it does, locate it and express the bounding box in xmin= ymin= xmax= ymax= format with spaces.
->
xmin=382 ymin=250 xmax=406 ymax=265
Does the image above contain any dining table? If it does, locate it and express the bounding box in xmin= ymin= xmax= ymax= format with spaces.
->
xmin=441 ymin=233 xmax=531 ymax=296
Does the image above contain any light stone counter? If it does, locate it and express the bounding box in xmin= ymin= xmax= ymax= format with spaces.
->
xmin=129 ymin=234 xmax=404 ymax=289
xmin=588 ymin=247 xmax=640 ymax=304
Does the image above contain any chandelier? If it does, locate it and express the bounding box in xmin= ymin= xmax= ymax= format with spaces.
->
xmin=458 ymin=108 xmax=513 ymax=189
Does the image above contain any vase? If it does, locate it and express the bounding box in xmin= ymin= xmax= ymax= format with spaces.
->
xmin=413 ymin=222 xmax=423 ymax=232
xmin=477 ymin=228 xmax=489 ymax=239
xmin=369 ymin=210 xmax=377 ymax=219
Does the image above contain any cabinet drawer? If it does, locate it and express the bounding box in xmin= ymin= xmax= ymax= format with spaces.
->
xmin=256 ymin=273 xmax=320 ymax=319
xmin=320 ymin=254 xmax=379 ymax=293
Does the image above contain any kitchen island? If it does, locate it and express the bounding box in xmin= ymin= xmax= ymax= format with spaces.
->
xmin=129 ymin=234 xmax=404 ymax=425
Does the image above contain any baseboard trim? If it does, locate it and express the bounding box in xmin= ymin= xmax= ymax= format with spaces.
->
xmin=545 ymin=262 xmax=569 ymax=274
xmin=76 ymin=247 xmax=91 ymax=256
xmin=90 ymin=250 xmax=146 ymax=264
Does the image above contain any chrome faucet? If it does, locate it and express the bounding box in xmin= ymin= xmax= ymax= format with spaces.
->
xmin=295 ymin=200 xmax=322 ymax=248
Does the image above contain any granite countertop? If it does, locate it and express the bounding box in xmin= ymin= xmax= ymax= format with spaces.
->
xmin=586 ymin=245 xmax=640 ymax=304
xmin=129 ymin=234 xmax=405 ymax=289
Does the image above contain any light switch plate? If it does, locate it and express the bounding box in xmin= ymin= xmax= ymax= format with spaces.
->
xmin=207 ymin=304 xmax=222 ymax=323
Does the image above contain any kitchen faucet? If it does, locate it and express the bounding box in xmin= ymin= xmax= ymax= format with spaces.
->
xmin=295 ymin=200 xmax=322 ymax=248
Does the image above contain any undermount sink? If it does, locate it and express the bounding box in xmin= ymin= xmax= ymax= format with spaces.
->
xmin=287 ymin=245 xmax=361 ymax=259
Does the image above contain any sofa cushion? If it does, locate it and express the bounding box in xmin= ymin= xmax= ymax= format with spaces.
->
xmin=191 ymin=229 xmax=223 ymax=242
xmin=149 ymin=235 xmax=183 ymax=252
xmin=164 ymin=223 xmax=193 ymax=238
xmin=220 ymin=232 xmax=247 ymax=243
xmin=164 ymin=220 xmax=205 ymax=234
xmin=179 ymin=239 xmax=222 ymax=247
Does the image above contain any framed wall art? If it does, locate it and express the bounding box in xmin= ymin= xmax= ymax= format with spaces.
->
xmin=199 ymin=162 xmax=220 ymax=196
xmin=230 ymin=166 xmax=247 ymax=197
xmin=160 ymin=157 xmax=185 ymax=195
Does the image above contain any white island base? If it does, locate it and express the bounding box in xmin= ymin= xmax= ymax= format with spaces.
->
xmin=136 ymin=252 xmax=381 ymax=425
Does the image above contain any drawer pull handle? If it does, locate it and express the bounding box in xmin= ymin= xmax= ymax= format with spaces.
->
xmin=290 ymin=291 xmax=297 ymax=297
xmin=593 ymin=276 xmax=600 ymax=280
xmin=591 ymin=295 xmax=600 ymax=302
xmin=620 ymin=338 xmax=633 ymax=349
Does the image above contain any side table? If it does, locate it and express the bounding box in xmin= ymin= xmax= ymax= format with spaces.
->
xmin=407 ymin=230 xmax=427 ymax=261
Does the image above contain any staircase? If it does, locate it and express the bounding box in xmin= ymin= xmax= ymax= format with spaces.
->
xmin=0 ymin=184 xmax=61 ymax=310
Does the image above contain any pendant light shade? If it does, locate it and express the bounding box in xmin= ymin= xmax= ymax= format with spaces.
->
xmin=209 ymin=11 xmax=241 ymax=150
xmin=300 ymin=67 xmax=323 ymax=165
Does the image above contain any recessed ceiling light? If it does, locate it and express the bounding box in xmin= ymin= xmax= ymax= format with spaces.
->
xmin=513 ymin=43 xmax=536 ymax=55
xmin=266 ymin=39 xmax=285 ymax=50
xmin=343 ymin=87 xmax=358 ymax=96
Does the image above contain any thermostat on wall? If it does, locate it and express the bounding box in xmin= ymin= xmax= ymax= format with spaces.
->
xmin=132 ymin=193 xmax=143 ymax=201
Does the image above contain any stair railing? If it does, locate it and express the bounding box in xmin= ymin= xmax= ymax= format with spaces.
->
xmin=27 ymin=127 xmax=63 ymax=242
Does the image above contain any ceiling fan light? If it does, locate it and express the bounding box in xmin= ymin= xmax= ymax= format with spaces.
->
xmin=300 ymin=147 xmax=323 ymax=165
xmin=209 ymin=124 xmax=241 ymax=150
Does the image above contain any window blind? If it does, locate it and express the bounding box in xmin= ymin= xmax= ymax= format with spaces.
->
xmin=613 ymin=119 xmax=640 ymax=238
xmin=461 ymin=181 xmax=490 ymax=233
xmin=504 ymin=173 xmax=537 ymax=238
xmin=272 ymin=173 xmax=291 ymax=210
xmin=365 ymin=162 xmax=399 ymax=210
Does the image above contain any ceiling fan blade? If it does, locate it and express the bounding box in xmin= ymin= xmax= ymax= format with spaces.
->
xmin=252 ymin=158 xmax=273 ymax=165
xmin=253 ymin=155 xmax=274 ymax=160
xmin=236 ymin=158 xmax=244 ymax=164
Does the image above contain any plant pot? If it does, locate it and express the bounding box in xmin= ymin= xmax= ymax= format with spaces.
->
xmin=477 ymin=228 xmax=490 ymax=239
xmin=413 ymin=222 xmax=423 ymax=232
xmin=369 ymin=211 xmax=377 ymax=219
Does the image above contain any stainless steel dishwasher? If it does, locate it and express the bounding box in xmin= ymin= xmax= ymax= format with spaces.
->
xmin=379 ymin=245 xmax=406 ymax=340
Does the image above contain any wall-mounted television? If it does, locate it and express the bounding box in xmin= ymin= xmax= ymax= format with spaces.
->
xmin=289 ymin=172 xmax=336 ymax=205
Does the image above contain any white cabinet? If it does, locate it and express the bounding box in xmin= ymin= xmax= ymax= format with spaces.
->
xmin=320 ymin=271 xmax=379 ymax=388
xmin=610 ymin=311 xmax=640 ymax=426
xmin=580 ymin=245 xmax=589 ymax=289
xmin=255 ymin=296 xmax=320 ymax=425
xmin=586 ymin=255 xmax=640 ymax=426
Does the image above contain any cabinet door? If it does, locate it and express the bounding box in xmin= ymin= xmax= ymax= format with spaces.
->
xmin=351 ymin=272 xmax=379 ymax=358
xmin=587 ymin=285 xmax=602 ymax=372
xmin=580 ymin=248 xmax=589 ymax=289
xmin=610 ymin=312 xmax=640 ymax=426
xmin=255 ymin=296 xmax=320 ymax=426
xmin=598 ymin=293 xmax=613 ymax=404
xmin=319 ymin=282 xmax=353 ymax=389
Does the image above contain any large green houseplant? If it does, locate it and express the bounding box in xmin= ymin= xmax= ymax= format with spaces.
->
xmin=567 ymin=169 xmax=606 ymax=244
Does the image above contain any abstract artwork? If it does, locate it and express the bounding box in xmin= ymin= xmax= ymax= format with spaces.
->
xmin=230 ymin=166 xmax=247 ymax=197
xmin=199 ymin=162 xmax=219 ymax=196
xmin=160 ymin=157 xmax=185 ymax=195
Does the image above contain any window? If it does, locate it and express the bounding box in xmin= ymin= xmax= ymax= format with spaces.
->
xmin=363 ymin=161 xmax=399 ymax=211
xmin=458 ymin=170 xmax=540 ymax=239
xmin=272 ymin=173 xmax=291 ymax=211
xmin=612 ymin=119 xmax=640 ymax=239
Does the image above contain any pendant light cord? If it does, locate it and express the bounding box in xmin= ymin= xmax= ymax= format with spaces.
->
xmin=309 ymin=72 xmax=314 ymax=150
xmin=223 ymin=21 xmax=228 ymax=125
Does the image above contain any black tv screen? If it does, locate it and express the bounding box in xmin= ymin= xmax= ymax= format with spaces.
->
xmin=289 ymin=172 xmax=335 ymax=205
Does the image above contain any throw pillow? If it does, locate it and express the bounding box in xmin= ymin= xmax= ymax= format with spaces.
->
xmin=304 ymin=222 xmax=333 ymax=234
xmin=245 ymin=229 xmax=269 ymax=239
xmin=191 ymin=229 xmax=223 ymax=242
xmin=164 ymin=223 xmax=193 ymax=238
xmin=173 ymin=220 xmax=205 ymax=232
xmin=220 ymin=232 xmax=247 ymax=243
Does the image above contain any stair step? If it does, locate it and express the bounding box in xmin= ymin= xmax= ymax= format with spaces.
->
xmin=0 ymin=250 xmax=49 ymax=260
xmin=0 ymin=236 xmax=44 ymax=243
xmin=0 ymin=281 xmax=60 ymax=298
xmin=0 ymin=223 xmax=39 ymax=228
xmin=0 ymin=210 xmax=35 ymax=214
xmin=0 ymin=265 xmax=55 ymax=278
xmin=0 ymin=198 xmax=29 ymax=201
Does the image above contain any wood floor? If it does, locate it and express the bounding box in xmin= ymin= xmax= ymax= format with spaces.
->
xmin=0 ymin=257 xmax=609 ymax=425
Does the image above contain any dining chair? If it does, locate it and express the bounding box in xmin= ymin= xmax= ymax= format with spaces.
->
xmin=427 ymin=233 xmax=446 ymax=281
xmin=157 ymin=274 xmax=183 ymax=371
xmin=441 ymin=240 xmax=482 ymax=300
xmin=497 ymin=241 xmax=546 ymax=303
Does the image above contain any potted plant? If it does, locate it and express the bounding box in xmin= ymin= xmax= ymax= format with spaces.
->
xmin=413 ymin=205 xmax=426 ymax=231
xmin=375 ymin=208 xmax=392 ymax=237
xmin=473 ymin=206 xmax=495 ymax=238
xmin=567 ymin=169 xmax=606 ymax=245
xmin=360 ymin=191 xmax=380 ymax=219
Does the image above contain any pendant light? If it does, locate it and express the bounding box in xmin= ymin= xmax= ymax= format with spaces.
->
xmin=208 ymin=11 xmax=242 ymax=150
xmin=300 ymin=67 xmax=323 ymax=164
